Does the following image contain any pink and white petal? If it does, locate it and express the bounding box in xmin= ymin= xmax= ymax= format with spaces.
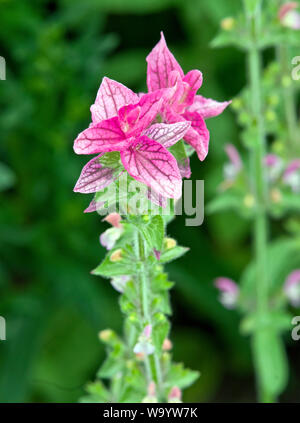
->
xmin=188 ymin=95 xmax=231 ymax=119
xmin=144 ymin=122 xmax=191 ymax=148
xmin=84 ymin=198 xmax=105 ymax=213
xmin=73 ymin=118 xmax=127 ymax=155
xmin=146 ymin=32 xmax=184 ymax=92
xmin=91 ymin=77 xmax=139 ymax=123
xmin=183 ymin=111 xmax=210 ymax=161
xmin=73 ymin=155 xmax=114 ymax=194
xmin=120 ymin=136 xmax=182 ymax=199
xmin=131 ymin=90 xmax=164 ymax=134
xmin=147 ymin=188 xmax=168 ymax=208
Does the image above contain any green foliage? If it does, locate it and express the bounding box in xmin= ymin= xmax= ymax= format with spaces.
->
xmin=252 ymin=329 xmax=288 ymax=398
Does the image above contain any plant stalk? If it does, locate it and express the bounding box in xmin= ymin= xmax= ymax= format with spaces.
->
xmin=244 ymin=1 xmax=275 ymax=403
xmin=136 ymin=229 xmax=164 ymax=400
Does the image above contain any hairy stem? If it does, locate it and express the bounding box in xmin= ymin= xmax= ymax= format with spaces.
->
xmin=136 ymin=229 xmax=164 ymax=399
xmin=244 ymin=1 xmax=275 ymax=403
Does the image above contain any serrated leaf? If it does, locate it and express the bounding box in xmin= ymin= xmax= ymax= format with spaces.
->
xmin=92 ymin=248 xmax=134 ymax=278
xmin=165 ymin=362 xmax=200 ymax=390
xmin=138 ymin=215 xmax=164 ymax=251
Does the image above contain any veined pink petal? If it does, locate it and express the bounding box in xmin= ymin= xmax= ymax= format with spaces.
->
xmin=181 ymin=70 xmax=203 ymax=107
xmin=73 ymin=154 xmax=115 ymax=193
xmin=91 ymin=77 xmax=139 ymax=123
xmin=182 ymin=111 xmax=210 ymax=161
xmin=118 ymin=104 xmax=141 ymax=133
xmin=187 ymin=95 xmax=231 ymax=119
xmin=183 ymin=70 xmax=203 ymax=93
xmin=121 ymin=136 xmax=182 ymax=199
xmin=146 ymin=32 xmax=184 ymax=92
xmin=73 ymin=118 xmax=127 ymax=155
xmin=144 ymin=122 xmax=191 ymax=148
xmin=84 ymin=198 xmax=105 ymax=213
xmin=137 ymin=90 xmax=164 ymax=131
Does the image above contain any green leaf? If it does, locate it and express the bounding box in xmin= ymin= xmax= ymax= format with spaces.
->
xmin=278 ymin=192 xmax=300 ymax=213
xmin=152 ymin=319 xmax=170 ymax=352
xmin=160 ymin=246 xmax=189 ymax=264
xmin=97 ymin=344 xmax=125 ymax=378
xmin=240 ymin=238 xmax=300 ymax=304
xmin=240 ymin=311 xmax=293 ymax=335
xmin=92 ymin=248 xmax=134 ymax=278
xmin=165 ymin=363 xmax=200 ymax=390
xmin=252 ymin=329 xmax=288 ymax=397
xmin=138 ymin=215 xmax=164 ymax=251
xmin=152 ymin=273 xmax=174 ymax=292
xmin=244 ymin=0 xmax=261 ymax=15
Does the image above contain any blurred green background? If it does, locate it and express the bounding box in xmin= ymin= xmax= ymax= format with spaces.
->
xmin=0 ymin=0 xmax=299 ymax=403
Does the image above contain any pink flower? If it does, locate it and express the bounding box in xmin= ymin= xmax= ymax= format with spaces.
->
xmin=168 ymin=387 xmax=182 ymax=403
xmin=74 ymin=77 xmax=191 ymax=200
xmin=100 ymin=212 xmax=124 ymax=250
xmin=264 ymin=154 xmax=283 ymax=182
xmin=284 ymin=270 xmax=300 ymax=307
xmin=146 ymin=32 xmax=231 ymax=161
xmin=110 ymin=275 xmax=131 ymax=293
xmin=214 ymin=277 xmax=239 ymax=309
xmin=224 ymin=144 xmax=242 ymax=181
xmin=133 ymin=325 xmax=155 ymax=356
xmin=279 ymin=2 xmax=300 ymax=30
xmin=103 ymin=212 xmax=122 ymax=228
xmin=100 ymin=227 xmax=123 ymax=250
xmin=283 ymin=159 xmax=300 ymax=192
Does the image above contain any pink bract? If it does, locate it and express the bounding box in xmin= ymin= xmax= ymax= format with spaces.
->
xmin=146 ymin=32 xmax=231 ymax=161
xmin=73 ymin=79 xmax=190 ymax=199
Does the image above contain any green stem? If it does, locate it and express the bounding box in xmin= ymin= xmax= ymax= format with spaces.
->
xmin=136 ymin=230 xmax=164 ymax=399
xmin=244 ymin=1 xmax=275 ymax=403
